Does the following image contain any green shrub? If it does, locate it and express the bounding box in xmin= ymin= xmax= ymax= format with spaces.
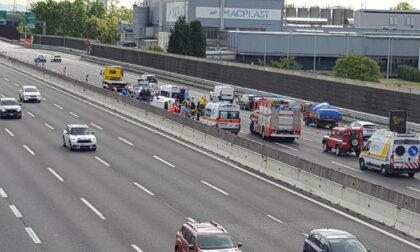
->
xmin=271 ymin=57 xmax=296 ymax=69
xmin=397 ymin=65 xmax=420 ymax=82
xmin=147 ymin=45 xmax=165 ymax=53
xmin=333 ymin=55 xmax=381 ymax=82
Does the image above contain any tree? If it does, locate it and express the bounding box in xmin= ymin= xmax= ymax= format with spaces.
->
xmin=190 ymin=20 xmax=206 ymax=57
xmin=333 ymin=55 xmax=381 ymax=82
xmin=391 ymin=2 xmax=416 ymax=11
xmin=167 ymin=16 xmax=192 ymax=55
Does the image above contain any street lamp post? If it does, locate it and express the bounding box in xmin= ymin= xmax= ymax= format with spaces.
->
xmin=386 ymin=35 xmax=391 ymax=79
xmin=313 ymin=34 xmax=317 ymax=72
xmin=264 ymin=34 xmax=267 ymax=65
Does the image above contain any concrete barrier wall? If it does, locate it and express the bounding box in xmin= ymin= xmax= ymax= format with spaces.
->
xmin=2 ymin=54 xmax=420 ymax=239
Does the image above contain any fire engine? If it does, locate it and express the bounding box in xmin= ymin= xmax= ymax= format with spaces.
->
xmin=250 ymin=97 xmax=301 ymax=141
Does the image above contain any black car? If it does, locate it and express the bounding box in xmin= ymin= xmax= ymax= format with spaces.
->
xmin=304 ymin=229 xmax=370 ymax=252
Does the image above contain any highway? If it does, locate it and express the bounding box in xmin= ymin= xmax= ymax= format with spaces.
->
xmin=1 ymin=44 xmax=420 ymax=251
xmin=2 ymin=41 xmax=420 ymax=200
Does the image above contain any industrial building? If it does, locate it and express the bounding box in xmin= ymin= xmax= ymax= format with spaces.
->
xmin=127 ymin=1 xmax=420 ymax=72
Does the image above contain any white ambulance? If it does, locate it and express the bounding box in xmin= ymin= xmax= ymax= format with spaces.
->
xmin=359 ymin=129 xmax=420 ymax=177
xmin=209 ymin=85 xmax=235 ymax=103
xmin=199 ymin=101 xmax=241 ymax=134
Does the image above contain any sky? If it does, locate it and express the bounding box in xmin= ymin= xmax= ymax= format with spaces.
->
xmin=1 ymin=0 xmax=420 ymax=11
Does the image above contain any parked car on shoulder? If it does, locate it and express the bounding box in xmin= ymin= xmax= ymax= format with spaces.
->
xmin=51 ymin=54 xmax=62 ymax=63
xmin=322 ymin=126 xmax=364 ymax=156
xmin=175 ymin=220 xmax=242 ymax=252
xmin=138 ymin=74 xmax=158 ymax=84
xmin=303 ymin=229 xmax=370 ymax=252
xmin=63 ymin=124 xmax=96 ymax=151
xmin=34 ymin=54 xmax=46 ymax=64
xmin=19 ymin=85 xmax=41 ymax=103
xmin=0 ymin=98 xmax=22 ymax=119
xmin=349 ymin=121 xmax=377 ymax=140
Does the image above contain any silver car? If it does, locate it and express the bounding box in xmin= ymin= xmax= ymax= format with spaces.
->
xmin=19 ymin=86 xmax=42 ymax=103
xmin=349 ymin=121 xmax=377 ymax=140
xmin=63 ymin=124 xmax=96 ymax=151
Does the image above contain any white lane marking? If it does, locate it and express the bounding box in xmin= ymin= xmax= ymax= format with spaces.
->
xmin=44 ymin=123 xmax=54 ymax=130
xmin=25 ymin=227 xmax=42 ymax=244
xmin=300 ymin=137 xmax=313 ymax=142
xmin=69 ymin=112 xmax=79 ymax=118
xmin=0 ymin=187 xmax=8 ymax=198
xmin=48 ymin=168 xmax=64 ymax=182
xmin=3 ymin=77 xmax=9 ymax=81
xmin=9 ymin=205 xmax=23 ymax=218
xmin=331 ymin=161 xmax=362 ymax=173
xmin=200 ymin=180 xmax=230 ymax=196
xmin=118 ymin=137 xmax=134 ymax=146
xmin=80 ymin=198 xmax=106 ymax=220
xmin=187 ymin=217 xmax=196 ymax=223
xmin=131 ymin=244 xmax=144 ymax=252
xmin=26 ymin=111 xmax=35 ymax=117
xmin=275 ymin=143 xmax=298 ymax=152
xmin=240 ymin=131 xmax=250 ymax=135
xmin=133 ymin=182 xmax=155 ymax=196
xmin=23 ymin=145 xmax=35 ymax=155
xmin=95 ymin=156 xmax=110 ymax=167
xmin=13 ymin=65 xmax=420 ymax=250
xmin=153 ymin=155 xmax=175 ymax=167
xmin=408 ymin=187 xmax=420 ymax=193
xmin=54 ymin=103 xmax=63 ymax=109
xmin=90 ymin=123 xmax=103 ymax=130
xmin=41 ymin=97 xmax=47 ymax=101
xmin=266 ymin=214 xmax=284 ymax=224
xmin=0 ymin=93 xmax=5 ymax=98
xmin=4 ymin=128 xmax=14 ymax=136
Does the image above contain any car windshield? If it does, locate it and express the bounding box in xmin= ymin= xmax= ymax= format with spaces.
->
xmin=362 ymin=125 xmax=376 ymax=129
xmin=70 ymin=127 xmax=90 ymax=135
xmin=330 ymin=238 xmax=368 ymax=252
xmin=24 ymin=88 xmax=38 ymax=93
xmin=38 ymin=55 xmax=45 ymax=59
xmin=1 ymin=99 xmax=18 ymax=105
xmin=219 ymin=111 xmax=240 ymax=119
xmin=198 ymin=235 xmax=236 ymax=250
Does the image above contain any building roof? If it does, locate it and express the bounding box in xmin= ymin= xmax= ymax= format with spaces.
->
xmin=358 ymin=9 xmax=420 ymax=15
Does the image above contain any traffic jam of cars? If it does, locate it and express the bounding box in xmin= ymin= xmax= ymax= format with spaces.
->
xmin=8 ymin=55 xmax=414 ymax=251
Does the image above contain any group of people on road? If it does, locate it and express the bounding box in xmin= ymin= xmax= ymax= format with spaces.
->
xmin=169 ymin=96 xmax=208 ymax=120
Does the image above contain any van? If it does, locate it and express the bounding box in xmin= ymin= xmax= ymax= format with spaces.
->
xmin=210 ymin=85 xmax=234 ymax=103
xmin=359 ymin=129 xmax=420 ymax=177
xmin=199 ymin=101 xmax=241 ymax=134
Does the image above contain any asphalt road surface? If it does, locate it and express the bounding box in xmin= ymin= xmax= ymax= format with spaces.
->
xmin=0 ymin=50 xmax=420 ymax=251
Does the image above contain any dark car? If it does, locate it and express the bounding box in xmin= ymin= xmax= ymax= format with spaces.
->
xmin=304 ymin=229 xmax=370 ymax=252
xmin=175 ymin=220 xmax=242 ymax=252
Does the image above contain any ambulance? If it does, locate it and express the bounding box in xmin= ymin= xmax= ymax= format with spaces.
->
xmin=199 ymin=101 xmax=241 ymax=134
xmin=359 ymin=129 xmax=420 ymax=177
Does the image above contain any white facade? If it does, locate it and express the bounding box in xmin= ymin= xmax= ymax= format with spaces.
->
xmin=355 ymin=9 xmax=420 ymax=30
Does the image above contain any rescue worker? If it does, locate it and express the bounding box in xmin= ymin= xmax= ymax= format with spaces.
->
xmin=112 ymin=86 xmax=117 ymax=93
xmin=197 ymin=97 xmax=205 ymax=121
xmin=190 ymin=99 xmax=197 ymax=119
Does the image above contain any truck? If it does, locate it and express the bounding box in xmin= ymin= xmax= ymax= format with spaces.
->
xmin=199 ymin=101 xmax=241 ymax=134
xmin=249 ymin=97 xmax=301 ymax=141
xmin=210 ymin=85 xmax=234 ymax=103
xmin=301 ymin=102 xmax=342 ymax=128
xmin=102 ymin=66 xmax=128 ymax=91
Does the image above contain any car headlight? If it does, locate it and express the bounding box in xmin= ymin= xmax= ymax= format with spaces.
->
xmin=17 ymin=108 xmax=21 ymax=112
xmin=0 ymin=108 xmax=5 ymax=112
xmin=71 ymin=138 xmax=77 ymax=142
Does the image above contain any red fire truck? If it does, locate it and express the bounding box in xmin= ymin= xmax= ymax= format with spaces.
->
xmin=249 ymin=97 xmax=301 ymax=142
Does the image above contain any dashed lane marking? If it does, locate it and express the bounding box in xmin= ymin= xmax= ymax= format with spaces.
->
xmin=54 ymin=104 xmax=63 ymax=109
xmin=275 ymin=143 xmax=299 ymax=152
xmin=95 ymin=156 xmax=110 ymax=167
xmin=153 ymin=155 xmax=175 ymax=167
xmin=4 ymin=128 xmax=14 ymax=136
xmin=266 ymin=214 xmax=284 ymax=224
xmin=9 ymin=205 xmax=23 ymax=218
xmin=25 ymin=227 xmax=42 ymax=244
xmin=90 ymin=123 xmax=103 ymax=130
xmin=118 ymin=137 xmax=134 ymax=146
xmin=131 ymin=244 xmax=144 ymax=252
xmin=80 ymin=198 xmax=106 ymax=220
xmin=200 ymin=180 xmax=230 ymax=196
xmin=23 ymin=145 xmax=35 ymax=155
xmin=331 ymin=161 xmax=362 ymax=173
xmin=133 ymin=182 xmax=154 ymax=196
xmin=48 ymin=168 xmax=64 ymax=182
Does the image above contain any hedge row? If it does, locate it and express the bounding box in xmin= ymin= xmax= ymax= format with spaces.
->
xmin=397 ymin=65 xmax=420 ymax=82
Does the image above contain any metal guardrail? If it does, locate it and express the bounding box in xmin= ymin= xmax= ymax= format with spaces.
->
xmin=80 ymin=54 xmax=420 ymax=132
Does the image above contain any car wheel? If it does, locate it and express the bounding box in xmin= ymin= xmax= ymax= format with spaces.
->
xmin=250 ymin=121 xmax=256 ymax=134
xmin=68 ymin=140 xmax=73 ymax=151
xmin=304 ymin=119 xmax=309 ymax=126
xmin=359 ymin=158 xmax=367 ymax=170
xmin=63 ymin=137 xmax=66 ymax=147
xmin=261 ymin=126 xmax=267 ymax=139
xmin=335 ymin=146 xmax=341 ymax=156
xmin=175 ymin=247 xmax=181 ymax=252
xmin=17 ymin=115 xmax=21 ymax=119
xmin=92 ymin=147 xmax=96 ymax=151
xmin=322 ymin=142 xmax=330 ymax=152
xmin=380 ymin=165 xmax=388 ymax=176
xmin=408 ymin=173 xmax=415 ymax=178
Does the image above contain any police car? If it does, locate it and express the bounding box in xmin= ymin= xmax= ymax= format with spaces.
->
xmin=359 ymin=129 xmax=420 ymax=177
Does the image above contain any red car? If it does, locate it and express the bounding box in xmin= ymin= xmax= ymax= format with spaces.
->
xmin=322 ymin=127 xmax=364 ymax=156
xmin=175 ymin=220 xmax=242 ymax=252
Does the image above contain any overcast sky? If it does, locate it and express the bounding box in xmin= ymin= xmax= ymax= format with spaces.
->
xmin=2 ymin=0 xmax=420 ymax=11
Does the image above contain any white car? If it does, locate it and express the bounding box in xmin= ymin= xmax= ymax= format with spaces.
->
xmin=51 ymin=55 xmax=62 ymax=63
xmin=349 ymin=121 xmax=377 ymax=140
xmin=19 ymin=86 xmax=42 ymax=103
xmin=63 ymin=124 xmax=96 ymax=151
xmin=0 ymin=97 xmax=22 ymax=119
